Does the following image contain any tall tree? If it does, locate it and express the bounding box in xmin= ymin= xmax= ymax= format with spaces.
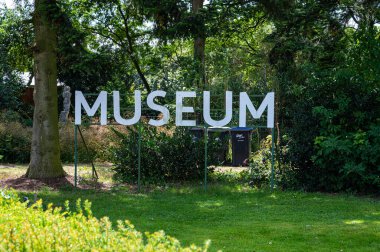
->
xmin=192 ymin=0 xmax=205 ymax=88
xmin=26 ymin=0 xmax=64 ymax=178
xmin=66 ymin=0 xmax=152 ymax=92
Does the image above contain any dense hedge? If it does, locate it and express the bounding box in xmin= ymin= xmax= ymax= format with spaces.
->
xmin=111 ymin=126 xmax=224 ymax=184
xmin=0 ymin=190 xmax=208 ymax=251
xmin=0 ymin=120 xmax=31 ymax=163
xmin=269 ymin=7 xmax=380 ymax=194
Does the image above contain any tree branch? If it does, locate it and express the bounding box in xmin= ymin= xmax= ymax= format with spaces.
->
xmin=116 ymin=2 xmax=151 ymax=92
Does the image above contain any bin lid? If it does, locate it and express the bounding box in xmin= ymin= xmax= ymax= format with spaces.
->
xmin=230 ymin=127 xmax=253 ymax=132
xmin=208 ymin=126 xmax=230 ymax=132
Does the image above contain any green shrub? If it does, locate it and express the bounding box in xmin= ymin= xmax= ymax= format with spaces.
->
xmin=0 ymin=121 xmax=31 ymax=163
xmin=111 ymin=126 xmax=219 ymax=184
xmin=312 ymin=123 xmax=380 ymax=193
xmin=248 ymin=135 xmax=273 ymax=188
xmin=0 ymin=190 xmax=209 ymax=251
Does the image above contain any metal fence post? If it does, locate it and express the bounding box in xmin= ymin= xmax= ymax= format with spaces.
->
xmin=138 ymin=122 xmax=142 ymax=192
xmin=204 ymin=125 xmax=208 ymax=191
xmin=74 ymin=125 xmax=78 ymax=188
xmin=270 ymin=127 xmax=275 ymax=191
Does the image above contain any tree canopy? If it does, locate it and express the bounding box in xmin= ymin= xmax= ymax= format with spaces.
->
xmin=0 ymin=0 xmax=379 ymax=192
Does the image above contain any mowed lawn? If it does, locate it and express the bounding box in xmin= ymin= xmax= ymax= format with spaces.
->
xmin=23 ymin=186 xmax=380 ymax=252
xmin=1 ymin=165 xmax=379 ymax=251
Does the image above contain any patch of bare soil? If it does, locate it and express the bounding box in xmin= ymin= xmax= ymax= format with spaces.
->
xmin=0 ymin=174 xmax=111 ymax=191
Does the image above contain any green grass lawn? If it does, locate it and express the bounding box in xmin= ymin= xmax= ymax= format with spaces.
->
xmin=20 ymin=185 xmax=379 ymax=252
xmin=1 ymin=165 xmax=379 ymax=251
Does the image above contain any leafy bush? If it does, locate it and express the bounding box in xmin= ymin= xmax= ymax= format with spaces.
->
xmin=248 ymin=135 xmax=273 ymax=188
xmin=111 ymin=126 xmax=220 ymax=183
xmin=312 ymin=120 xmax=380 ymax=193
xmin=271 ymin=14 xmax=380 ymax=194
xmin=245 ymin=134 xmax=298 ymax=190
xmin=0 ymin=190 xmax=208 ymax=251
xmin=0 ymin=121 xmax=31 ymax=163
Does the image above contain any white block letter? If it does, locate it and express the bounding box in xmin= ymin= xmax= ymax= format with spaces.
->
xmin=239 ymin=92 xmax=274 ymax=128
xmin=147 ymin=90 xmax=170 ymax=126
xmin=113 ymin=91 xmax=141 ymax=125
xmin=203 ymin=91 xmax=232 ymax=127
xmin=175 ymin=91 xmax=196 ymax=126
xmin=75 ymin=91 xmax=107 ymax=125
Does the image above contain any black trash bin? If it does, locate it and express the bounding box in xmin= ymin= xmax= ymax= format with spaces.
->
xmin=208 ymin=127 xmax=230 ymax=164
xmin=231 ymin=127 xmax=253 ymax=166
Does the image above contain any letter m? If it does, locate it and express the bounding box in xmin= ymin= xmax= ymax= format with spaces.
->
xmin=239 ymin=92 xmax=274 ymax=128
xmin=75 ymin=91 xmax=107 ymax=125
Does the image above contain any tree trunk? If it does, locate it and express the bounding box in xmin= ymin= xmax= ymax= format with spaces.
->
xmin=26 ymin=0 xmax=64 ymax=178
xmin=192 ymin=0 xmax=206 ymax=89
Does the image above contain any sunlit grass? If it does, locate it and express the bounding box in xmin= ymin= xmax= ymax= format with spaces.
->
xmin=21 ymin=185 xmax=380 ymax=252
xmin=2 ymin=164 xmax=379 ymax=251
xmin=0 ymin=163 xmax=114 ymax=183
xmin=0 ymin=165 xmax=26 ymax=180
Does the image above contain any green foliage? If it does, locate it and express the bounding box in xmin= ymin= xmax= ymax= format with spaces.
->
xmin=249 ymin=135 xmax=273 ymax=188
xmin=111 ymin=126 xmax=223 ymax=183
xmin=0 ymin=80 xmax=23 ymax=113
xmin=0 ymin=7 xmax=31 ymax=114
xmin=0 ymin=4 xmax=33 ymax=74
xmin=0 ymin=121 xmax=31 ymax=163
xmin=267 ymin=0 xmax=380 ymax=193
xmin=1 ymin=0 xmax=378 ymax=193
xmin=0 ymin=190 xmax=207 ymax=251
xmin=55 ymin=3 xmax=118 ymax=93
xmin=312 ymin=119 xmax=380 ymax=193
